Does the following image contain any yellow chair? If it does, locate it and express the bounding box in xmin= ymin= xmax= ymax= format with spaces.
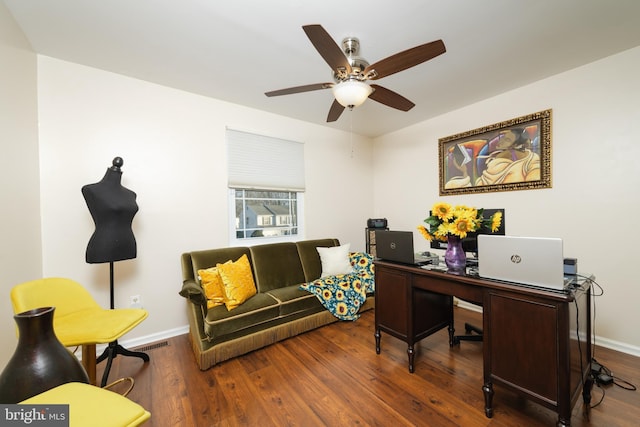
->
xmin=21 ymin=382 xmax=150 ymax=426
xmin=11 ymin=278 xmax=149 ymax=386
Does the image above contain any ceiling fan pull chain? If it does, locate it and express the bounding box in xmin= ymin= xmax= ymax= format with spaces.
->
xmin=350 ymin=111 xmax=354 ymax=158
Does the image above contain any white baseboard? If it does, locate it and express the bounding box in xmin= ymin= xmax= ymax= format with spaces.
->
xmin=591 ymin=336 xmax=640 ymax=358
xmin=455 ymin=299 xmax=482 ymax=313
xmin=94 ymin=325 xmax=189 ymax=355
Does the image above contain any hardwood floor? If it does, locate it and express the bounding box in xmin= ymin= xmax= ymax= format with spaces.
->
xmin=100 ymin=308 xmax=640 ymax=426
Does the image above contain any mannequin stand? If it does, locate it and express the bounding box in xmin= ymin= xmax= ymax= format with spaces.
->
xmin=96 ymin=262 xmax=149 ymax=387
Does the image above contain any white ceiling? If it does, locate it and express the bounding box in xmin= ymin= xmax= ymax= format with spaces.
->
xmin=4 ymin=0 xmax=640 ymax=138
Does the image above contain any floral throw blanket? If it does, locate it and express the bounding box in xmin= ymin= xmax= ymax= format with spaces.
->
xmin=300 ymin=252 xmax=375 ymax=321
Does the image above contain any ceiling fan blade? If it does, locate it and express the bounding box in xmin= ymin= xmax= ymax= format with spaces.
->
xmin=364 ymin=39 xmax=446 ymax=80
xmin=369 ymin=84 xmax=415 ymax=111
xmin=326 ymin=99 xmax=345 ymax=122
xmin=303 ymin=25 xmax=352 ymax=75
xmin=265 ymin=82 xmax=332 ymax=97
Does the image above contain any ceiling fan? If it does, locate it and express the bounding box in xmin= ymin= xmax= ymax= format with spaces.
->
xmin=265 ymin=24 xmax=446 ymax=122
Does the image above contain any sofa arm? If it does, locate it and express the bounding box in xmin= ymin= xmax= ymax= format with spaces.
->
xmin=179 ymin=279 xmax=206 ymax=307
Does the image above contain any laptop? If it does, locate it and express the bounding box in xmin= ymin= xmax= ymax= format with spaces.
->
xmin=477 ymin=235 xmax=567 ymax=290
xmin=375 ymin=230 xmax=430 ymax=265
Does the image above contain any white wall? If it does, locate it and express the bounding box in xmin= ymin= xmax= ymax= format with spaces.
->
xmin=373 ymin=46 xmax=640 ymax=355
xmin=2 ymin=0 xmax=638 ymax=368
xmin=36 ymin=56 xmax=373 ymax=345
xmin=0 ymin=3 xmax=42 ymax=367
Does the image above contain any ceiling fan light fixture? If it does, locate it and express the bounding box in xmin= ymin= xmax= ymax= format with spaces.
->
xmin=332 ymin=80 xmax=372 ymax=108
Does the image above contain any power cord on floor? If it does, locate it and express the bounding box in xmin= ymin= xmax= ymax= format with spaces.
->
xmin=103 ymin=377 xmax=135 ymax=397
xmin=589 ymin=357 xmax=637 ymax=409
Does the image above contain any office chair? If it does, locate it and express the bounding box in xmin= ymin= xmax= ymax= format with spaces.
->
xmin=452 ymin=322 xmax=482 ymax=344
xmin=21 ymin=382 xmax=150 ymax=426
xmin=10 ymin=277 xmax=148 ymax=386
xmin=452 ymin=301 xmax=483 ymax=345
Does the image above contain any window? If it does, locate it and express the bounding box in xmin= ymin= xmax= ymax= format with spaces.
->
xmin=226 ymin=129 xmax=305 ymax=243
xmin=233 ymin=189 xmax=299 ymax=239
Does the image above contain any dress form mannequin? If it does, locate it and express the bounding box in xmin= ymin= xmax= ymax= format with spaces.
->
xmin=82 ymin=157 xmax=148 ymax=387
xmin=82 ymin=157 xmax=138 ymax=264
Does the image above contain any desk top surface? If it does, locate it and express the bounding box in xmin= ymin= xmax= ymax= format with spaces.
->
xmin=374 ymin=260 xmax=593 ymax=302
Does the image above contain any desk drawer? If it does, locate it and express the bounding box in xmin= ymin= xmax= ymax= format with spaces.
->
xmin=412 ymin=274 xmax=483 ymax=304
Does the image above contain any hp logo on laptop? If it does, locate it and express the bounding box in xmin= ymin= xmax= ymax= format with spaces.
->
xmin=390 ymin=243 xmax=397 ymax=249
xmin=510 ymin=254 xmax=522 ymax=263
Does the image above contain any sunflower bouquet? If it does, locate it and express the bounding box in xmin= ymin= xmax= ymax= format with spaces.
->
xmin=418 ymin=202 xmax=502 ymax=242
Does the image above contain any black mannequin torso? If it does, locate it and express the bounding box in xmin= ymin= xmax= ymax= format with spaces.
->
xmin=82 ymin=157 xmax=138 ymax=264
xmin=82 ymin=158 xmax=149 ymax=378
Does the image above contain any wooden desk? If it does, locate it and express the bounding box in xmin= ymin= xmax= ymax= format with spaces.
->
xmin=374 ymin=260 xmax=593 ymax=427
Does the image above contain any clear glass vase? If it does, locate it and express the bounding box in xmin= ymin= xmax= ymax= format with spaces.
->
xmin=444 ymin=235 xmax=467 ymax=272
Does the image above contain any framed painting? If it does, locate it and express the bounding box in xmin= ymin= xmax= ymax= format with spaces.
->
xmin=439 ymin=109 xmax=552 ymax=195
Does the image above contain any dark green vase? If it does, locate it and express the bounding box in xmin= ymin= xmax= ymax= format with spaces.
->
xmin=0 ymin=306 xmax=89 ymax=403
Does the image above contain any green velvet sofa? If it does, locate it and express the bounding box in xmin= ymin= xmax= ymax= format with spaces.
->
xmin=179 ymin=238 xmax=374 ymax=370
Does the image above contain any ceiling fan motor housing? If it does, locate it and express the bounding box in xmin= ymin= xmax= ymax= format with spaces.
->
xmin=333 ymin=37 xmax=370 ymax=82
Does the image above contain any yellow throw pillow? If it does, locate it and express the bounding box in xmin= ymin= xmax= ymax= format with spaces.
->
xmin=198 ymin=265 xmax=227 ymax=309
xmin=216 ymin=254 xmax=257 ymax=310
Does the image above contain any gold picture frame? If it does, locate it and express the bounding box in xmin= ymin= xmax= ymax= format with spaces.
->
xmin=439 ymin=109 xmax=552 ymax=195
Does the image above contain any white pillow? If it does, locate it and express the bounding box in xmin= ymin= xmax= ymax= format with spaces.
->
xmin=317 ymin=244 xmax=354 ymax=278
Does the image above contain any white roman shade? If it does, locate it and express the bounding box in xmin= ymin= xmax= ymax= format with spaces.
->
xmin=226 ymin=129 xmax=305 ymax=191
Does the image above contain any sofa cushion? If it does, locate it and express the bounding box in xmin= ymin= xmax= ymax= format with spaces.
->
xmin=203 ymin=293 xmax=279 ymax=340
xmin=267 ymin=285 xmax=323 ymax=316
xmin=216 ymin=254 xmax=257 ymax=310
xmin=190 ymin=247 xmax=252 ymax=282
xmin=249 ymin=243 xmax=306 ymax=293
xmin=317 ymin=243 xmax=354 ymax=277
xmin=295 ymin=239 xmax=340 ymax=282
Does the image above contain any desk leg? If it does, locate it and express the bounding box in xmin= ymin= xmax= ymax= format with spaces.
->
xmin=81 ymin=344 xmax=97 ymax=386
xmin=582 ymin=376 xmax=593 ymax=404
xmin=375 ymin=329 xmax=381 ymax=354
xmin=482 ymin=382 xmax=494 ymax=418
xmin=581 ymin=377 xmax=594 ymax=421
xmin=407 ymin=344 xmax=415 ymax=373
xmin=447 ymin=323 xmax=455 ymax=347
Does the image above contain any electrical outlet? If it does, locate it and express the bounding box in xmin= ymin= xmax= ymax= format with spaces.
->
xmin=130 ymin=294 xmax=142 ymax=308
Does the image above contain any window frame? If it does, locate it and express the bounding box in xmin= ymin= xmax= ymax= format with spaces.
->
xmin=228 ymin=188 xmax=305 ymax=246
